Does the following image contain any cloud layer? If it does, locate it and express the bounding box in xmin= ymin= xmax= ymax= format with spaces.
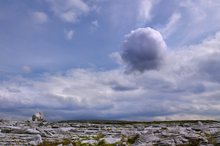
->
xmin=1 ymin=31 xmax=220 ymax=120
xmin=121 ymin=27 xmax=167 ymax=73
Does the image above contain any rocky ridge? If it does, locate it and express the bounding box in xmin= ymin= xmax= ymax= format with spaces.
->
xmin=0 ymin=120 xmax=220 ymax=146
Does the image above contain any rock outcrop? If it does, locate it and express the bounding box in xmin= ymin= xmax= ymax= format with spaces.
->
xmin=32 ymin=112 xmax=44 ymax=122
xmin=0 ymin=120 xmax=219 ymax=145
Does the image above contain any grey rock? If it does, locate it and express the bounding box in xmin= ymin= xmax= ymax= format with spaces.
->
xmin=0 ymin=132 xmax=5 ymax=138
xmin=198 ymin=121 xmax=204 ymax=126
xmin=32 ymin=112 xmax=44 ymax=122
xmin=158 ymin=139 xmax=175 ymax=146
xmin=1 ymin=126 xmax=40 ymax=135
xmin=25 ymin=128 xmax=41 ymax=134
xmin=103 ymin=136 xmax=121 ymax=144
xmin=29 ymin=134 xmax=42 ymax=146
xmin=81 ymin=140 xmax=97 ymax=144
xmin=1 ymin=126 xmax=21 ymax=133
xmin=134 ymin=134 xmax=160 ymax=145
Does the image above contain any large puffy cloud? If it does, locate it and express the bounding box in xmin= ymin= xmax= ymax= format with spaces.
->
xmin=45 ymin=0 xmax=89 ymax=23
xmin=121 ymin=27 xmax=167 ymax=73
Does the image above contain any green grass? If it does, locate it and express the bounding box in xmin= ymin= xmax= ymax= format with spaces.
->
xmin=206 ymin=133 xmax=217 ymax=145
xmin=93 ymin=133 xmax=105 ymax=141
xmin=127 ymin=134 xmax=139 ymax=144
xmin=38 ymin=138 xmax=72 ymax=146
xmin=97 ymin=140 xmax=121 ymax=146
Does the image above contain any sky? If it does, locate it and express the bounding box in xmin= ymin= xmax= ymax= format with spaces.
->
xmin=1 ymin=0 xmax=220 ymax=121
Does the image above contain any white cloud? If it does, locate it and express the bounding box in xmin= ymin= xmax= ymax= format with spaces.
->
xmin=32 ymin=11 xmax=48 ymax=23
xmin=138 ymin=0 xmax=156 ymax=24
xmin=180 ymin=0 xmax=207 ymax=22
xmin=64 ymin=29 xmax=74 ymax=40
xmin=91 ymin=20 xmax=99 ymax=28
xmin=109 ymin=52 xmax=123 ymax=65
xmin=90 ymin=20 xmax=99 ymax=31
xmin=162 ymin=0 xmax=220 ymax=46
xmin=45 ymin=0 xmax=89 ymax=23
xmin=159 ymin=12 xmax=181 ymax=38
xmin=21 ymin=65 xmax=32 ymax=73
xmin=101 ymin=0 xmax=158 ymax=29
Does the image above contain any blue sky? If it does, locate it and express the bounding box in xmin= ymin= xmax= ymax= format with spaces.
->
xmin=1 ymin=0 xmax=220 ymax=121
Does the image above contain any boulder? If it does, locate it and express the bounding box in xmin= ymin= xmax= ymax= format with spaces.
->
xmin=32 ymin=112 xmax=44 ymax=122
xmin=29 ymin=134 xmax=43 ymax=146
xmin=103 ymin=137 xmax=121 ymax=144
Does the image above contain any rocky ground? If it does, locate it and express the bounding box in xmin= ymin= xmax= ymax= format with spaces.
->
xmin=0 ymin=120 xmax=220 ymax=146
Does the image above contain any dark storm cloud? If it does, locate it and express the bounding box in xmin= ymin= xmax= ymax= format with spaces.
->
xmin=121 ymin=27 xmax=167 ymax=73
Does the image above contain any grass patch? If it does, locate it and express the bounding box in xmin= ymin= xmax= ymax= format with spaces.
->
xmin=206 ymin=133 xmax=217 ymax=145
xmin=79 ymin=135 xmax=90 ymax=140
xmin=72 ymin=141 xmax=94 ymax=146
xmin=127 ymin=134 xmax=139 ymax=144
xmin=97 ymin=140 xmax=120 ymax=146
xmin=93 ymin=133 xmax=105 ymax=141
xmin=38 ymin=138 xmax=72 ymax=146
